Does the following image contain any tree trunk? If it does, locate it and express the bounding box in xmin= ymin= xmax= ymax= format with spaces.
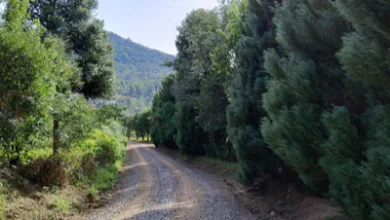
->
xmin=53 ymin=119 xmax=60 ymax=155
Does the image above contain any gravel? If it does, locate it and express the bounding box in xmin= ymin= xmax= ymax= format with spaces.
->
xmin=82 ymin=142 xmax=257 ymax=220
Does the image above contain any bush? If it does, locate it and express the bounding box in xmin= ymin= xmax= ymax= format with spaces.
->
xmin=93 ymin=121 xmax=126 ymax=165
xmin=87 ymin=165 xmax=119 ymax=191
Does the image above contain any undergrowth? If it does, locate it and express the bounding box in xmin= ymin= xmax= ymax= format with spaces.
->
xmin=0 ymin=182 xmax=6 ymax=220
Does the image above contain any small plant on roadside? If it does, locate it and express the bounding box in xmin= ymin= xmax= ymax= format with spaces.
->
xmin=53 ymin=195 xmax=71 ymax=213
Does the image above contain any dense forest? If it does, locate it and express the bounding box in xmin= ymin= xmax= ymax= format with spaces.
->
xmin=142 ymin=0 xmax=390 ymax=219
xmin=109 ymin=32 xmax=175 ymax=115
xmin=0 ymin=0 xmax=127 ymax=218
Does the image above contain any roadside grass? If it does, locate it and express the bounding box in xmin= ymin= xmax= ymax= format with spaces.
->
xmin=78 ymin=153 xmax=126 ymax=202
xmin=52 ymin=195 xmax=72 ymax=213
xmin=80 ymin=163 xmax=120 ymax=192
xmin=0 ymin=182 xmax=7 ymax=220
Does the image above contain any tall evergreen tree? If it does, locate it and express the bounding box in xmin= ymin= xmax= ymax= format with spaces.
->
xmin=261 ymin=0 xmax=352 ymax=191
xmin=226 ymin=0 xmax=279 ymax=183
xmin=318 ymin=1 xmax=390 ymax=218
xmin=151 ymin=74 xmax=177 ymax=148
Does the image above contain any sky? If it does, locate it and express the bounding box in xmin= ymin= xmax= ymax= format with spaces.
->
xmin=96 ymin=0 xmax=219 ymax=55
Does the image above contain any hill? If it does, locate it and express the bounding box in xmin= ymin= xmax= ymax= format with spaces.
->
xmin=109 ymin=32 xmax=175 ymax=115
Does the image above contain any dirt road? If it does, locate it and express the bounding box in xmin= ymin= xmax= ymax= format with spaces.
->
xmin=84 ymin=142 xmax=256 ymax=220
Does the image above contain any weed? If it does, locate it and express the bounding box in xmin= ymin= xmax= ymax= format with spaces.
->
xmin=53 ymin=195 xmax=71 ymax=213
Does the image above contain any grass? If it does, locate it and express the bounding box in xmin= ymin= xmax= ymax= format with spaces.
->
xmin=78 ymin=152 xmax=126 ymax=195
xmin=0 ymin=182 xmax=7 ymax=220
xmin=53 ymin=195 xmax=72 ymax=213
xmin=88 ymin=165 xmax=119 ymax=191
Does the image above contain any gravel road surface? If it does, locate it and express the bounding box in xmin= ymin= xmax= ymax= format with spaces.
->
xmin=84 ymin=142 xmax=257 ymax=220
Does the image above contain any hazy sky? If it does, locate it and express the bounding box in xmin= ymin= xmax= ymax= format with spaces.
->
xmin=96 ymin=0 xmax=219 ymax=55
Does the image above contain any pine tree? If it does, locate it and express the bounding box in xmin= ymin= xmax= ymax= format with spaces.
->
xmin=151 ymin=74 xmax=177 ymax=148
xmin=318 ymin=1 xmax=390 ymax=218
xmin=261 ymin=0 xmax=351 ymax=192
xmin=226 ymin=0 xmax=279 ymax=183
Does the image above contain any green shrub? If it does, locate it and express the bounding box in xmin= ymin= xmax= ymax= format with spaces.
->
xmin=53 ymin=195 xmax=71 ymax=213
xmin=87 ymin=165 xmax=119 ymax=191
xmin=93 ymin=122 xmax=126 ymax=165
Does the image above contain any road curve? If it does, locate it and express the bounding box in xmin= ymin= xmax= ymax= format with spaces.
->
xmin=83 ymin=142 xmax=257 ymax=220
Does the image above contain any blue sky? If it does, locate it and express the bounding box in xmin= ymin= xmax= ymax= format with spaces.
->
xmin=96 ymin=0 xmax=219 ymax=55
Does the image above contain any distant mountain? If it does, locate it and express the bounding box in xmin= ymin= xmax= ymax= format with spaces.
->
xmin=108 ymin=32 xmax=175 ymax=115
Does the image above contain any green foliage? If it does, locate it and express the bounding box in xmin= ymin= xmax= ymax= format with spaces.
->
xmin=198 ymin=73 xmax=235 ymax=161
xmin=92 ymin=122 xmax=126 ymax=165
xmin=261 ymin=0 xmax=354 ymax=192
xmin=54 ymin=94 xmax=95 ymax=149
xmin=95 ymin=104 xmax=126 ymax=125
xmin=0 ymin=0 xmax=125 ymax=216
xmin=151 ymin=74 xmax=177 ymax=148
xmin=83 ymin=164 xmax=120 ymax=191
xmin=174 ymin=104 xmax=206 ymax=155
xmin=172 ymin=8 xmax=236 ymax=159
xmin=226 ymin=0 xmax=279 ymax=183
xmin=0 ymin=0 xmax=66 ymax=159
xmin=53 ymin=195 xmax=71 ymax=213
xmin=127 ymin=109 xmax=152 ymax=141
xmin=262 ymin=49 xmax=326 ymax=190
xmin=335 ymin=0 xmax=390 ymax=87
xmin=316 ymin=1 xmax=390 ymax=218
xmin=29 ymin=0 xmax=115 ymax=98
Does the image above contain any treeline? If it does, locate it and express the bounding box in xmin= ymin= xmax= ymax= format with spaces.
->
xmin=126 ymin=110 xmax=152 ymax=141
xmin=150 ymin=0 xmax=390 ymax=219
xmin=0 ymin=0 xmax=125 ymax=202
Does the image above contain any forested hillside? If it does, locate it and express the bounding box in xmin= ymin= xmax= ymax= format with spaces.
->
xmin=142 ymin=0 xmax=390 ymax=219
xmin=109 ymin=32 xmax=175 ymax=115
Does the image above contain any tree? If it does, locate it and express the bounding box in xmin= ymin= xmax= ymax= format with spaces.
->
xmin=0 ymin=0 xmax=74 ymax=160
xmin=261 ymin=0 xmax=353 ymax=192
xmin=226 ymin=0 xmax=280 ymax=183
xmin=172 ymin=9 xmax=221 ymax=155
xmin=28 ymin=0 xmax=115 ymax=154
xmin=29 ymin=0 xmax=115 ymax=98
xmin=128 ymin=110 xmax=152 ymax=141
xmin=151 ymin=74 xmax=177 ymax=148
xmin=317 ymin=1 xmax=390 ymax=218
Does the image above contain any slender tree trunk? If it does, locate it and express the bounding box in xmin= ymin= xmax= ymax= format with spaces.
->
xmin=53 ymin=119 xmax=60 ymax=155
